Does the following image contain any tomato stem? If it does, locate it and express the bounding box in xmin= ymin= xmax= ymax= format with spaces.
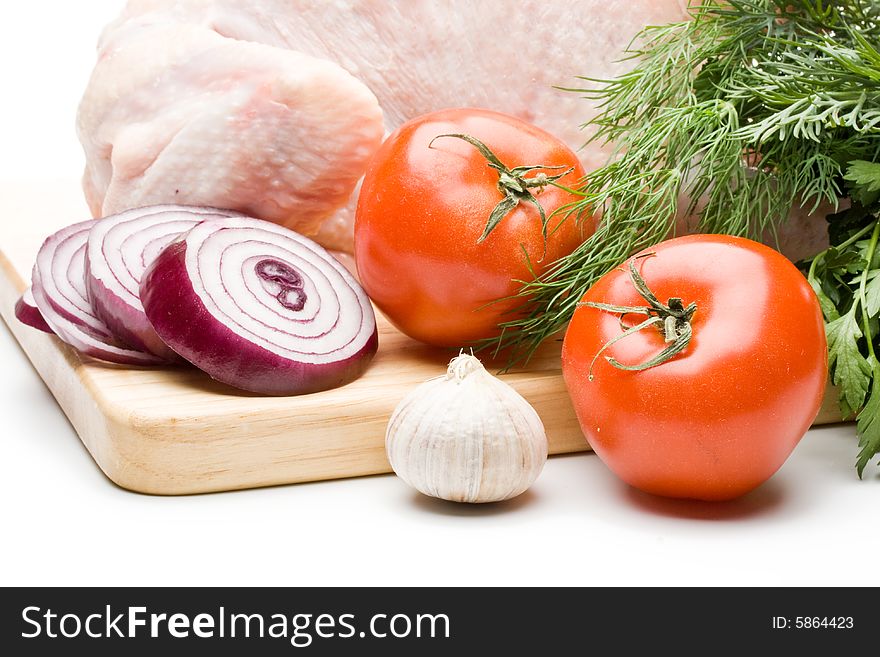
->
xmin=428 ymin=133 xmax=574 ymax=246
xmin=579 ymin=256 xmax=697 ymax=380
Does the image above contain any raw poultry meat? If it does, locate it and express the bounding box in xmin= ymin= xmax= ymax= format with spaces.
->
xmin=78 ymin=0 xmax=827 ymax=259
xmin=79 ymin=0 xmax=691 ymax=251
xmin=78 ymin=19 xmax=383 ymax=243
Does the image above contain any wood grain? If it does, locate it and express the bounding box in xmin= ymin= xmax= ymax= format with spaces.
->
xmin=0 ymin=180 xmax=846 ymax=494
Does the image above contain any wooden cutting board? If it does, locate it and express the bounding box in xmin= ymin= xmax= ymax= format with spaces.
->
xmin=0 ymin=180 xmax=845 ymax=494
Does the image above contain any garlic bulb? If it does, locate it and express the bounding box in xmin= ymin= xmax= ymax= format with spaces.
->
xmin=385 ymin=353 xmax=547 ymax=503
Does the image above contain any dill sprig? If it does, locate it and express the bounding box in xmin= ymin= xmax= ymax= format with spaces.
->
xmin=487 ymin=0 xmax=880 ymax=364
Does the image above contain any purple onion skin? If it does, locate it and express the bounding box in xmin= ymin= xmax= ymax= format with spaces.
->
xmin=14 ymin=293 xmax=53 ymax=334
xmin=31 ymin=273 xmax=165 ymax=366
xmin=84 ymin=205 xmax=238 ymax=362
xmin=85 ymin=263 xmax=180 ymax=362
xmin=140 ymin=240 xmax=379 ymax=396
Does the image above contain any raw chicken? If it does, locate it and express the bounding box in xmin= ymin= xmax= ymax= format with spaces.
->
xmin=79 ymin=0 xmax=691 ymax=250
xmin=79 ymin=0 xmax=827 ymax=259
xmin=78 ymin=17 xmax=384 ymax=242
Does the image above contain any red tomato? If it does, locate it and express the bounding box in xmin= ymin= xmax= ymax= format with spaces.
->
xmin=561 ymin=235 xmax=827 ymax=501
xmin=355 ymin=108 xmax=590 ymax=346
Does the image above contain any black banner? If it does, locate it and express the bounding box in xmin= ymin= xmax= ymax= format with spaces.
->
xmin=0 ymin=587 xmax=873 ymax=654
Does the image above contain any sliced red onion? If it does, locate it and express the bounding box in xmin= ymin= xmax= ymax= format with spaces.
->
xmin=14 ymin=287 xmax=53 ymax=334
xmin=32 ymin=220 xmax=164 ymax=365
xmin=86 ymin=205 xmax=233 ymax=360
xmin=140 ymin=216 xmax=378 ymax=395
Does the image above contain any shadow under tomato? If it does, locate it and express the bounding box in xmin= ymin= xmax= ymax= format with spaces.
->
xmin=409 ymin=488 xmax=538 ymax=517
xmin=620 ymin=478 xmax=787 ymax=521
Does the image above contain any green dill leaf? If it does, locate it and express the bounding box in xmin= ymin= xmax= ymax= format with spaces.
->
xmin=482 ymin=0 xmax=880 ymax=475
xmin=489 ymin=0 xmax=880 ymax=363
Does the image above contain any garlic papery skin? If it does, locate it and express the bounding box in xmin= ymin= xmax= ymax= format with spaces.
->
xmin=385 ymin=353 xmax=547 ymax=503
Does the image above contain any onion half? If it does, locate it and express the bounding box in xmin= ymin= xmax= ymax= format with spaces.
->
xmin=14 ymin=287 xmax=53 ymax=334
xmin=31 ymin=220 xmax=164 ymax=365
xmin=86 ymin=205 xmax=232 ymax=360
xmin=140 ymin=216 xmax=378 ymax=395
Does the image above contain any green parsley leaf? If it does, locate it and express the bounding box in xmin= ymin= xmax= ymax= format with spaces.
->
xmin=856 ymin=363 xmax=880 ymax=477
xmin=845 ymin=161 xmax=880 ymax=208
xmin=823 ymin=247 xmax=864 ymax=274
xmin=865 ymin=272 xmax=880 ymax=318
xmin=826 ymin=311 xmax=872 ymax=415
xmin=808 ymin=277 xmax=840 ymax=321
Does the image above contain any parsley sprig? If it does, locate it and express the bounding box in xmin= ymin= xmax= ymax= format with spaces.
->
xmin=803 ymin=162 xmax=880 ymax=476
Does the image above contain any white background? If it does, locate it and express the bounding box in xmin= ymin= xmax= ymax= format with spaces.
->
xmin=1 ymin=1 xmax=879 ymax=587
